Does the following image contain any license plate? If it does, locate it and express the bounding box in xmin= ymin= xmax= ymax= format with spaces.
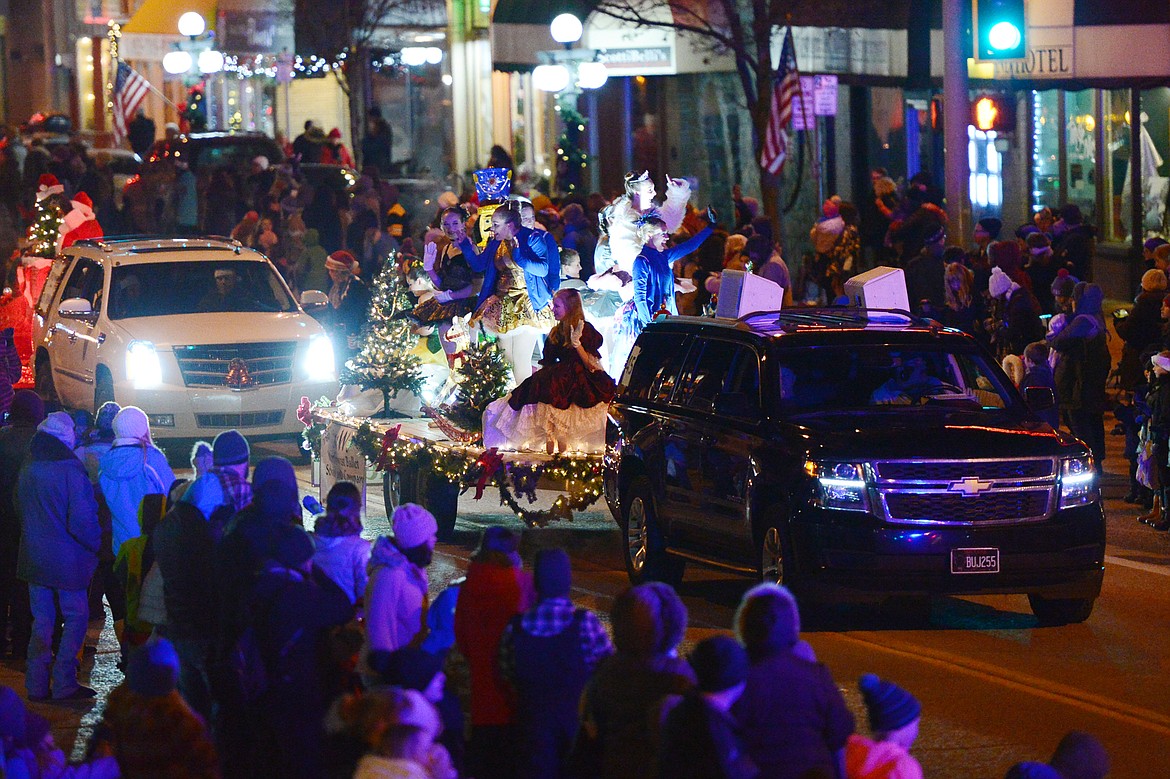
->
xmin=951 ymin=548 xmax=999 ymax=574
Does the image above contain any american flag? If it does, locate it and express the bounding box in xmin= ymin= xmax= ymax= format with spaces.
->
xmin=760 ymin=28 xmax=799 ymax=175
xmin=111 ymin=61 xmax=150 ymax=146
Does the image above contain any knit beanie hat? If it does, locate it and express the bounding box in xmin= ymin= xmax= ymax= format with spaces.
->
xmin=1144 ymin=237 xmax=1168 ymax=253
xmin=1142 ymin=269 xmax=1168 ymax=292
xmin=976 ymin=217 xmax=1002 ymax=238
xmin=0 ymin=685 xmax=26 ymax=742
xmin=858 ymin=673 xmax=921 ymax=734
xmin=1050 ymin=269 xmax=1077 ymax=298
xmin=534 ymin=547 xmax=572 ymax=598
xmin=688 ymin=635 xmax=749 ymax=693
xmin=1048 ymin=730 xmax=1110 ymax=779
xmin=95 ymin=401 xmax=121 ymax=433
xmin=734 ymin=582 xmax=801 ymax=660
xmin=392 ymin=503 xmax=438 ymax=549
xmin=478 ymin=525 xmax=519 ymax=556
xmin=1026 ymin=232 xmax=1052 ymax=253
xmin=127 ymin=638 xmax=181 ymax=697
xmin=8 ymin=390 xmax=45 ymax=425
xmin=213 ymin=429 xmax=250 ymax=466
xmin=325 ymin=250 xmax=360 ymax=274
xmin=38 ymin=411 xmax=75 ymax=449
xmin=112 ymin=405 xmax=151 ymax=444
xmin=988 ymin=266 xmax=1014 ymax=299
xmin=271 ymin=523 xmax=315 ymax=568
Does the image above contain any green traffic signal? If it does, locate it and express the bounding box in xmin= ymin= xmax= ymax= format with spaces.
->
xmin=974 ymin=0 xmax=1027 ymax=60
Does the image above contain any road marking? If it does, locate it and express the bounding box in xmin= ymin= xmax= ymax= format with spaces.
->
xmin=1105 ymin=554 xmax=1170 ymax=577
xmin=826 ymin=631 xmax=1170 ymax=737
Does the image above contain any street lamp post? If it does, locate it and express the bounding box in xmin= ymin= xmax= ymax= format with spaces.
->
xmin=162 ymin=12 xmax=224 ymax=128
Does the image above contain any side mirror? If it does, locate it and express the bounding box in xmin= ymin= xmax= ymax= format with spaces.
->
xmin=58 ymin=297 xmax=95 ymax=320
xmin=300 ymin=289 xmax=328 ymax=310
xmin=1024 ymin=385 xmax=1055 ymax=412
xmin=713 ymin=391 xmax=758 ymax=419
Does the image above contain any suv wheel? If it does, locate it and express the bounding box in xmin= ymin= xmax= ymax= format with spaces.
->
xmin=622 ymin=476 xmax=684 ymax=586
xmin=759 ymin=526 xmax=787 ymax=585
xmin=1028 ymin=594 xmax=1095 ymax=626
xmin=34 ymin=356 xmax=60 ymax=411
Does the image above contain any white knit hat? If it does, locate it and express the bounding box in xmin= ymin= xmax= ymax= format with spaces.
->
xmin=392 ymin=503 xmax=438 ymax=549
xmin=38 ymin=411 xmax=75 ymax=449
xmin=112 ymin=406 xmax=151 ymax=445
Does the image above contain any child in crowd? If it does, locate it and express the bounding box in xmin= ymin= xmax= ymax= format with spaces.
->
xmin=846 ymin=674 xmax=923 ymax=779
xmin=344 ymin=686 xmax=456 ymax=779
xmin=310 ymin=480 xmax=372 ymax=606
xmin=1022 ymin=342 xmax=1060 ymax=429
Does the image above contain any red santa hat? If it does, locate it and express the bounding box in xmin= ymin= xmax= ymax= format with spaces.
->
xmin=70 ymin=192 xmax=95 ymax=220
xmin=328 ymin=128 xmax=342 ymax=139
xmin=325 ymin=250 xmax=359 ymax=275
xmin=36 ymin=174 xmax=64 ymax=201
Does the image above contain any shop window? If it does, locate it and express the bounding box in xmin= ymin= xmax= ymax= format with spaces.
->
xmin=969 ymin=126 xmax=1002 ymax=218
xmin=1031 ymin=90 xmax=1060 ymax=214
xmin=1104 ymin=89 xmax=1132 ymax=242
xmin=1064 ymin=90 xmax=1096 ymax=226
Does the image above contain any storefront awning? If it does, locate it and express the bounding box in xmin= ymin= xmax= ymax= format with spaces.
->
xmin=121 ymin=0 xmax=217 ymax=35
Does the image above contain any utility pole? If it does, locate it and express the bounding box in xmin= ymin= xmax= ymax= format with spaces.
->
xmin=943 ymin=0 xmax=971 ymax=245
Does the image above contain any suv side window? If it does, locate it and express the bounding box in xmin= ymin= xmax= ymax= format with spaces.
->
xmin=676 ymin=339 xmax=760 ymax=416
xmin=60 ymin=258 xmax=105 ymax=313
xmin=36 ymin=256 xmax=74 ymax=316
xmin=620 ymin=331 xmax=689 ymax=403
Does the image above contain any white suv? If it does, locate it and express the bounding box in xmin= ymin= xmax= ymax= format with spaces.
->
xmin=32 ymin=237 xmax=338 ymax=445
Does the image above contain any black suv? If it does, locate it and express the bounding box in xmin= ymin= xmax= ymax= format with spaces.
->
xmin=603 ymin=309 xmax=1106 ymax=624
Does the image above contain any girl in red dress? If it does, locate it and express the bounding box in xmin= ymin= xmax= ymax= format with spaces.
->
xmin=483 ymin=288 xmax=616 ymax=453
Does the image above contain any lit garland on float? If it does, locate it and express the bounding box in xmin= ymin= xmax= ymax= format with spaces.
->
xmin=341 ymin=420 xmax=605 ymax=528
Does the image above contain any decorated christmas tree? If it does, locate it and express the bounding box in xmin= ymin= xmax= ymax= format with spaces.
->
xmin=27 ymin=176 xmax=65 ymax=257
xmin=339 ymin=253 xmax=424 ymax=413
xmin=444 ymin=335 xmax=512 ymax=431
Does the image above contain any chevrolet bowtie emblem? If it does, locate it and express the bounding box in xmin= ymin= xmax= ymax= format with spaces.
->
xmin=947 ymin=476 xmax=993 ymax=497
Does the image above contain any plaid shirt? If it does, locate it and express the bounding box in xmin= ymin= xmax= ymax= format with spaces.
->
xmin=499 ymin=597 xmax=614 ymax=686
xmin=216 ymin=467 xmax=253 ymax=514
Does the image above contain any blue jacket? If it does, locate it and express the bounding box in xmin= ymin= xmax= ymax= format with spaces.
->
xmin=632 ymin=226 xmax=712 ymax=329
xmin=461 ymin=226 xmax=553 ymax=312
xmin=98 ymin=443 xmax=175 ymax=555
xmin=17 ymin=432 xmax=101 ymax=590
xmin=542 ymin=229 xmax=561 ymax=294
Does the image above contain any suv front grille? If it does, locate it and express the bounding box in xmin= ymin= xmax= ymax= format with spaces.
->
xmin=195 ymin=411 xmax=285 ymax=429
xmin=873 ymin=457 xmax=1056 ymax=525
xmin=174 ymin=342 xmax=297 ymax=388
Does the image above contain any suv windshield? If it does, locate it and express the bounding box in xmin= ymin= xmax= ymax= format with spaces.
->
xmin=776 ymin=344 xmax=1017 ymax=413
xmin=109 ymin=260 xmax=296 ymax=319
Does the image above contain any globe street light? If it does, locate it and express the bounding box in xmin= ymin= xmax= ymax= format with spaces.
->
xmin=177 ymin=11 xmax=206 ymax=38
xmin=163 ymin=50 xmax=194 ymax=74
xmin=550 ymin=13 xmax=583 ymax=45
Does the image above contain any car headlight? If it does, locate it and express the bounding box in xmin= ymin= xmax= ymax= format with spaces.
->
xmin=305 ymin=334 xmax=336 ymax=382
xmin=1059 ymin=455 xmax=1098 ymax=508
xmin=804 ymin=460 xmax=870 ymax=512
xmin=125 ymin=340 xmax=162 ymax=388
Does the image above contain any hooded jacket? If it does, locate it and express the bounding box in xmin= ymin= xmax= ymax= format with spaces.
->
xmin=153 ymin=501 xmax=220 ymax=640
xmin=1051 ymin=283 xmax=1111 ymax=413
xmin=17 ymin=431 xmax=100 ymax=590
xmin=365 ymin=536 xmax=429 ymax=653
xmin=98 ymin=443 xmax=174 ymax=555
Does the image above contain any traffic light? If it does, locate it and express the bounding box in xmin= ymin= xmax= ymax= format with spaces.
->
xmin=971 ymin=94 xmax=1015 ymax=134
xmin=973 ymin=0 xmax=1027 ymax=60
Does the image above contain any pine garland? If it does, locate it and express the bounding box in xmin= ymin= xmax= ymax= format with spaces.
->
xmin=339 ymin=254 xmax=425 ymax=408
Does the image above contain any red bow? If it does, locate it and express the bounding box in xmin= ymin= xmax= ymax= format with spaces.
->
xmin=474 ymin=448 xmax=504 ymax=500
xmin=296 ymin=396 xmax=313 ymax=427
xmin=375 ymin=425 xmax=401 ymax=472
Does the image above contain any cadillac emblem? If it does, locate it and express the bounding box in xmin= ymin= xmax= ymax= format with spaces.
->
xmin=225 ymin=358 xmax=255 ymax=389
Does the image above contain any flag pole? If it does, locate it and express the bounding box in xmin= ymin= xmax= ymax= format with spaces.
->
xmin=789 ymin=29 xmax=821 ymax=197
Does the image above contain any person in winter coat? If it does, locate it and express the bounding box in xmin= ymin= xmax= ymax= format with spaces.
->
xmin=499 ymin=547 xmax=613 ymax=779
xmin=628 ymin=209 xmax=715 ymax=333
xmin=453 ymin=526 xmax=535 ymax=779
xmin=0 ymin=326 xmax=21 ymax=421
xmin=1021 ymin=342 xmax=1060 ymax=430
xmin=311 ymin=480 xmax=371 ymax=605
xmin=98 ymin=406 xmax=174 ymax=560
xmin=1 ymin=684 xmax=121 ymax=779
xmin=87 ymin=639 xmax=220 ymax=779
xmin=987 ymin=266 xmax=1045 ymax=358
xmin=181 ymin=429 xmax=252 ymax=525
xmin=17 ymin=412 xmax=101 ymax=700
xmin=366 ymin=503 xmax=438 ymax=656
xmin=0 ymin=391 xmax=42 ymax=664
xmin=250 ymin=523 xmax=353 ymax=779
xmin=1140 ymin=351 xmax=1170 ymax=531
xmin=576 ymin=582 xmax=696 ymax=779
xmin=658 ymin=635 xmax=758 ymax=779
xmin=369 ymin=647 xmax=465 ymax=777
xmin=844 ymin=674 xmax=923 ymax=779
xmin=732 ymin=583 xmax=854 ymax=779
xmin=75 ymin=401 xmax=120 ymax=482
xmin=1115 ymin=268 xmax=1168 ymax=390
xmin=1049 ymin=282 xmax=1111 ymax=472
